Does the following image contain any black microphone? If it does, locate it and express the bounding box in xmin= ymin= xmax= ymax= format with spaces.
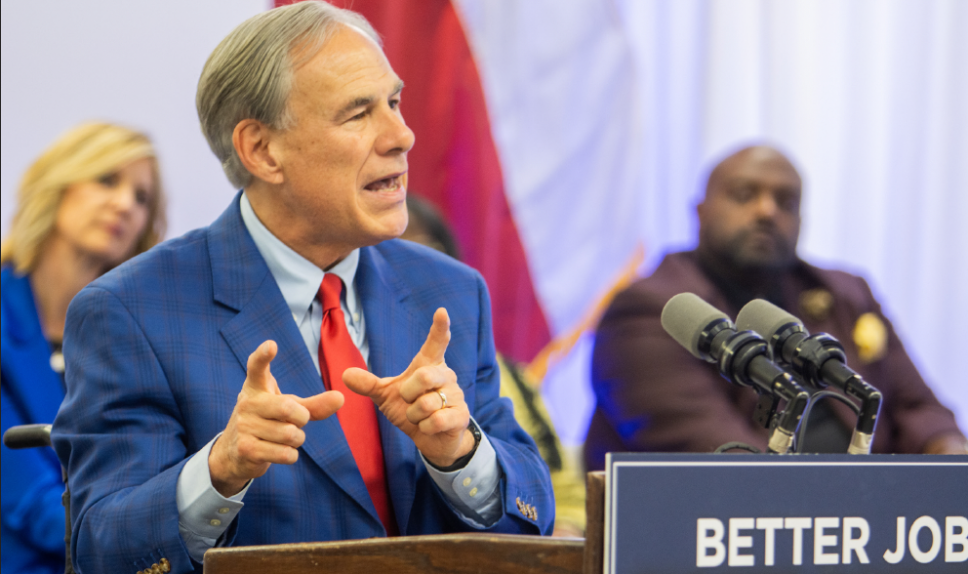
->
xmin=661 ymin=293 xmax=810 ymax=454
xmin=736 ymin=299 xmax=883 ymax=454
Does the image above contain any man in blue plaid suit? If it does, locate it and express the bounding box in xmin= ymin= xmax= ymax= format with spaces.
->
xmin=52 ymin=3 xmax=554 ymax=573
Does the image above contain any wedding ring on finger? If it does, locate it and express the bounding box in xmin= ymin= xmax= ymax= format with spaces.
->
xmin=436 ymin=390 xmax=448 ymax=411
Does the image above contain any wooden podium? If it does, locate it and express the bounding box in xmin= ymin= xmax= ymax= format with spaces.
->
xmin=584 ymin=472 xmax=606 ymax=574
xmin=204 ymin=533 xmax=585 ymax=574
xmin=204 ymin=473 xmax=608 ymax=574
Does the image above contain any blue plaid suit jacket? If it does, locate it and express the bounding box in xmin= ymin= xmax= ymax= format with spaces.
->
xmin=52 ymin=195 xmax=554 ymax=574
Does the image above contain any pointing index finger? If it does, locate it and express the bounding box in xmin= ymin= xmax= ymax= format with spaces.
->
xmin=244 ymin=340 xmax=279 ymax=394
xmin=417 ymin=308 xmax=451 ymax=367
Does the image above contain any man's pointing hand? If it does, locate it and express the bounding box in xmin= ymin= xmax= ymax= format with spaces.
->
xmin=343 ymin=308 xmax=475 ymax=468
xmin=209 ymin=340 xmax=345 ymax=497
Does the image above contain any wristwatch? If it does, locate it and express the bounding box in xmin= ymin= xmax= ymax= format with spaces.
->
xmin=433 ymin=419 xmax=482 ymax=473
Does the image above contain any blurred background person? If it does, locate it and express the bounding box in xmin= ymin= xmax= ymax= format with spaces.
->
xmin=402 ymin=195 xmax=586 ymax=538
xmin=1 ymin=122 xmax=167 ymax=574
xmin=585 ymin=145 xmax=967 ymax=470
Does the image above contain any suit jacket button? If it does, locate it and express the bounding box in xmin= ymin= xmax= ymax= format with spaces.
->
xmin=160 ymin=558 xmax=171 ymax=572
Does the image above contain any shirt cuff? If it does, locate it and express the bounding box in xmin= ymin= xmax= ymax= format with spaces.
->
xmin=422 ymin=420 xmax=503 ymax=528
xmin=176 ymin=435 xmax=251 ymax=562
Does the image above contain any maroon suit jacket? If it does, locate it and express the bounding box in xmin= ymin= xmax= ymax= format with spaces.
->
xmin=585 ymin=251 xmax=964 ymax=470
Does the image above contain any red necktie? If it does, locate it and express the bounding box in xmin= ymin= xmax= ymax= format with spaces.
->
xmin=318 ymin=274 xmax=397 ymax=535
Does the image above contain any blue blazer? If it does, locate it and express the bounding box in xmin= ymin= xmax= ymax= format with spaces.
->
xmin=1 ymin=267 xmax=68 ymax=574
xmin=52 ymin=196 xmax=554 ymax=574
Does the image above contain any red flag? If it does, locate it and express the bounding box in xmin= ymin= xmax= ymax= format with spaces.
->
xmin=276 ymin=0 xmax=551 ymax=362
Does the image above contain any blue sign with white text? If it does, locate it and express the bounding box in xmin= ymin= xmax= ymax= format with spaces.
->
xmin=604 ymin=454 xmax=967 ymax=574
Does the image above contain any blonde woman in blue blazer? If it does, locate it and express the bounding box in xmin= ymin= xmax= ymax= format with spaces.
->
xmin=1 ymin=122 xmax=166 ymax=574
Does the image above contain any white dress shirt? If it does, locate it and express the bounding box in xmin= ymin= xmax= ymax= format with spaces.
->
xmin=175 ymin=194 xmax=502 ymax=561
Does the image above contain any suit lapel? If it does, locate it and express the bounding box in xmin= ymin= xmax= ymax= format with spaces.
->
xmin=209 ymin=196 xmax=379 ymax=528
xmin=357 ymin=245 xmax=420 ymax=534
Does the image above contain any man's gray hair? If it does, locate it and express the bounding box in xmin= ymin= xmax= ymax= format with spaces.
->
xmin=197 ymin=1 xmax=381 ymax=189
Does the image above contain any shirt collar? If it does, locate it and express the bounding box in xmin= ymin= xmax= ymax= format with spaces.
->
xmin=240 ymin=192 xmax=360 ymax=319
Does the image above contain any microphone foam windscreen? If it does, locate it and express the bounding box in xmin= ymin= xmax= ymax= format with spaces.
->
xmin=661 ymin=293 xmax=730 ymax=359
xmin=735 ymin=299 xmax=803 ymax=340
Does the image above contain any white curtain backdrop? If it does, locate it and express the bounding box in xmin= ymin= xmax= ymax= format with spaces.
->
xmin=456 ymin=0 xmax=968 ymax=445
xmin=3 ymin=0 xmax=965 ymax=447
xmin=0 ymin=0 xmax=269 ymax=242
